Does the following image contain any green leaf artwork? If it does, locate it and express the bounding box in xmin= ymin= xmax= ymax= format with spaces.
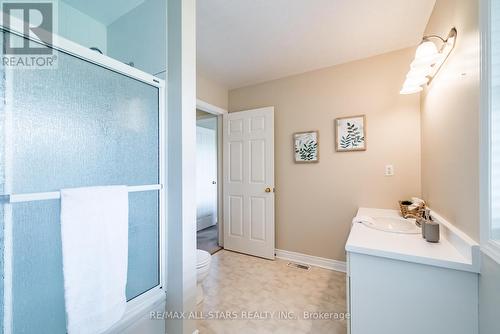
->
xmin=340 ymin=122 xmax=364 ymax=149
xmin=337 ymin=116 xmax=366 ymax=151
xmin=294 ymin=132 xmax=319 ymax=162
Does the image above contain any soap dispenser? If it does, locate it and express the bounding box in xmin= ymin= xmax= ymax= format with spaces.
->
xmin=422 ymin=209 xmax=440 ymax=243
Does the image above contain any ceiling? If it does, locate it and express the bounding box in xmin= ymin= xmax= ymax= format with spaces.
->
xmin=197 ymin=0 xmax=436 ymax=89
xmin=62 ymin=0 xmax=145 ymax=25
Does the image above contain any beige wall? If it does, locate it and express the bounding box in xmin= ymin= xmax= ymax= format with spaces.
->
xmin=421 ymin=0 xmax=480 ymax=240
xmin=229 ymin=48 xmax=421 ymax=261
xmin=197 ymin=74 xmax=229 ymax=110
xmin=421 ymin=1 xmax=500 ymax=333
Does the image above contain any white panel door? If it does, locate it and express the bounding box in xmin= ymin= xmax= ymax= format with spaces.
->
xmin=196 ymin=126 xmax=218 ymax=231
xmin=223 ymin=107 xmax=275 ymax=259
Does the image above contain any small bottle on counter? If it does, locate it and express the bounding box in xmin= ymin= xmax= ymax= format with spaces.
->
xmin=425 ymin=221 xmax=440 ymax=243
xmin=421 ymin=208 xmax=440 ymax=243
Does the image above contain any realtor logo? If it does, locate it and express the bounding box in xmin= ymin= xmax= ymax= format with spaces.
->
xmin=1 ymin=1 xmax=58 ymax=68
xmin=3 ymin=2 xmax=53 ymax=54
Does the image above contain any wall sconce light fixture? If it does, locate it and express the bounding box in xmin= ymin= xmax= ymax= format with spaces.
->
xmin=400 ymin=27 xmax=457 ymax=95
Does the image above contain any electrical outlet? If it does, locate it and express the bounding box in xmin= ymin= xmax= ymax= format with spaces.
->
xmin=385 ymin=165 xmax=394 ymax=176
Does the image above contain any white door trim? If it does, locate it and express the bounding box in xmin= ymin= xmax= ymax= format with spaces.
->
xmin=479 ymin=0 xmax=500 ymax=265
xmin=196 ymin=99 xmax=227 ymax=115
xmin=196 ymin=100 xmax=226 ymax=247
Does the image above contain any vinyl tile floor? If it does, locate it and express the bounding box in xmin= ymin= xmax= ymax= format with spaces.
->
xmin=197 ymin=224 xmax=222 ymax=254
xmin=197 ymin=250 xmax=348 ymax=334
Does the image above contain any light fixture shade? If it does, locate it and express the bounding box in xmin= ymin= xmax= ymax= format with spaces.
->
xmin=433 ymin=52 xmax=447 ymax=66
xmin=415 ymin=41 xmax=438 ymax=58
xmin=411 ymin=57 xmax=439 ymax=68
xmin=406 ymin=66 xmax=432 ymax=79
xmin=404 ymin=76 xmax=429 ymax=87
xmin=400 ymin=27 xmax=458 ymax=95
xmin=411 ymin=41 xmax=440 ymax=68
xmin=400 ymin=85 xmax=423 ymax=95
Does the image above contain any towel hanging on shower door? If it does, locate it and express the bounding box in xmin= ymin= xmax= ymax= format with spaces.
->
xmin=60 ymin=185 xmax=129 ymax=334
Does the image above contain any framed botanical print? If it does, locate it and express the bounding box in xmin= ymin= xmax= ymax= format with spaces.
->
xmin=294 ymin=131 xmax=319 ymax=163
xmin=335 ymin=115 xmax=366 ymax=152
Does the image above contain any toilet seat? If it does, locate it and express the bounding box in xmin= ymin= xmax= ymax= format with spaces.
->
xmin=196 ymin=249 xmax=212 ymax=305
xmin=197 ymin=249 xmax=211 ymax=269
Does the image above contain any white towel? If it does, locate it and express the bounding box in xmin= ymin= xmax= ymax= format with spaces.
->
xmin=60 ymin=186 xmax=129 ymax=334
xmin=352 ymin=215 xmax=376 ymax=226
xmin=408 ymin=197 xmax=425 ymax=210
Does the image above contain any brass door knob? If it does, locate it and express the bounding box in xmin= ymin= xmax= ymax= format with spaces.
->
xmin=265 ymin=188 xmax=272 ymax=193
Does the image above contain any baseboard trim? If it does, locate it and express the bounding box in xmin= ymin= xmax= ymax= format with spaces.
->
xmin=275 ymin=249 xmax=346 ymax=273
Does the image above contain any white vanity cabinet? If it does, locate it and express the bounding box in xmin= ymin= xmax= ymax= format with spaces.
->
xmin=346 ymin=208 xmax=480 ymax=334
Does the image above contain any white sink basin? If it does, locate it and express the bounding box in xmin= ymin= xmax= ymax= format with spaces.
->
xmin=361 ymin=216 xmax=421 ymax=234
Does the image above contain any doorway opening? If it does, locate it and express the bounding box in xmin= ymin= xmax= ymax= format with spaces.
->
xmin=196 ymin=109 xmax=222 ymax=254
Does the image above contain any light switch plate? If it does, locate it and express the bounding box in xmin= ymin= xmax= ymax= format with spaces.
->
xmin=385 ymin=165 xmax=394 ymax=176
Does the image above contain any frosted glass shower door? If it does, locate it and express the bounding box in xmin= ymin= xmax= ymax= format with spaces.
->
xmin=0 ymin=30 xmax=163 ymax=334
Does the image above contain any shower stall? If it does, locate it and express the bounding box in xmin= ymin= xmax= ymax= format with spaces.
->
xmin=0 ymin=23 xmax=166 ymax=334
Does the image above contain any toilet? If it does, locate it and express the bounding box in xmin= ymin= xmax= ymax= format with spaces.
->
xmin=196 ymin=249 xmax=212 ymax=304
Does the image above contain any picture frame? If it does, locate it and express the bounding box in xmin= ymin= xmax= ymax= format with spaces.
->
xmin=294 ymin=131 xmax=319 ymax=163
xmin=335 ymin=115 xmax=366 ymax=152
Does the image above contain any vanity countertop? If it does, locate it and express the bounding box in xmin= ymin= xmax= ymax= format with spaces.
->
xmin=345 ymin=208 xmax=480 ymax=273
